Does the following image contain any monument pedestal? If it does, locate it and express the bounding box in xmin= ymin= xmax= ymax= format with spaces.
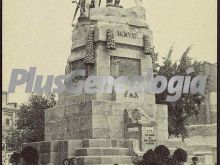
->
xmin=44 ymin=100 xmax=167 ymax=142
xmin=24 ymin=6 xmax=169 ymax=165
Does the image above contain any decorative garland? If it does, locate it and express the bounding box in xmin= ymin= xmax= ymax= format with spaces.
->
xmin=143 ymin=35 xmax=152 ymax=55
xmin=106 ymin=28 xmax=116 ymax=50
xmin=84 ymin=29 xmax=96 ymax=65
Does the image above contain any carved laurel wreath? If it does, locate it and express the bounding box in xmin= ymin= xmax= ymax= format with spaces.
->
xmin=106 ymin=27 xmax=116 ymax=50
xmin=84 ymin=28 xmax=96 ymax=65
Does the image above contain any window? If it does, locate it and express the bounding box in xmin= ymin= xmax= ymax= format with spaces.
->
xmin=6 ymin=118 xmax=10 ymax=126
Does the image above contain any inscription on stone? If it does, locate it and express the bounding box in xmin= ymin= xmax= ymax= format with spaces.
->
xmin=117 ymin=31 xmax=137 ymax=39
xmin=110 ymin=56 xmax=140 ymax=77
xmin=143 ymin=126 xmax=156 ymax=145
xmin=124 ymin=91 xmax=138 ymax=98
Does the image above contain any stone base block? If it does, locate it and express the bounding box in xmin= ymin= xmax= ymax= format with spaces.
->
xmin=76 ymin=148 xmax=129 ymax=156
xmin=45 ymin=100 xmax=168 ymax=142
xmin=77 ymin=156 xmax=134 ymax=165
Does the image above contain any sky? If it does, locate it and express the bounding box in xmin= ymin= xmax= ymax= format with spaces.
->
xmin=3 ymin=0 xmax=217 ymax=104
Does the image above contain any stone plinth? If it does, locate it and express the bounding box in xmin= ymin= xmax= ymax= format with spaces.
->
xmin=45 ymin=100 xmax=168 ymax=142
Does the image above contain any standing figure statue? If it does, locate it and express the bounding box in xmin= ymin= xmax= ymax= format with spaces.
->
xmin=90 ymin=0 xmax=101 ymax=8
xmin=72 ymin=0 xmax=86 ymax=26
xmin=106 ymin=0 xmax=114 ymax=6
xmin=106 ymin=0 xmax=122 ymax=7
xmin=72 ymin=0 xmax=100 ymax=26
xmin=90 ymin=0 xmax=96 ymax=8
xmin=104 ymin=0 xmax=143 ymax=7
xmin=114 ymin=0 xmax=121 ymax=7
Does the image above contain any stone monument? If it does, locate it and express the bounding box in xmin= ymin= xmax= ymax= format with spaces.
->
xmin=23 ymin=3 xmax=169 ymax=165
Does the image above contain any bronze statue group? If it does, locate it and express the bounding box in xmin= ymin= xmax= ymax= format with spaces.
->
xmin=72 ymin=0 xmax=144 ymax=25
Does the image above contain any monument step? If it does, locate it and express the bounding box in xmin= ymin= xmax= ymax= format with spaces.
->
xmin=193 ymin=151 xmax=213 ymax=155
xmin=169 ymin=147 xmax=194 ymax=155
xmin=184 ymin=164 xmax=212 ymax=165
xmin=158 ymin=141 xmax=188 ymax=148
xmin=77 ymin=156 xmax=134 ymax=164
xmin=160 ymin=139 xmax=214 ymax=148
xmin=159 ymin=141 xmax=214 ymax=153
xmin=169 ymin=148 xmax=212 ymax=164
xmin=75 ymin=148 xmax=130 ymax=156
xmin=189 ymin=145 xmax=214 ymax=151
xmin=82 ymin=139 xmax=126 ymax=148
xmin=187 ymin=155 xmax=206 ymax=163
xmin=76 ymin=156 xmax=210 ymax=165
xmin=137 ymin=153 xmax=207 ymax=164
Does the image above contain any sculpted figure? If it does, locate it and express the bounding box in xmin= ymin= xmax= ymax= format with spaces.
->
xmin=72 ymin=0 xmax=100 ymax=26
xmin=101 ymin=0 xmax=144 ymax=7
xmin=90 ymin=0 xmax=101 ymax=8
xmin=90 ymin=0 xmax=96 ymax=8
xmin=106 ymin=0 xmax=121 ymax=7
xmin=115 ymin=0 xmax=122 ymax=8
xmin=72 ymin=0 xmax=86 ymax=25
xmin=80 ymin=0 xmax=94 ymax=16
xmin=127 ymin=109 xmax=157 ymax=125
xmin=106 ymin=0 xmax=114 ymax=6
xmin=72 ymin=0 xmax=86 ymax=16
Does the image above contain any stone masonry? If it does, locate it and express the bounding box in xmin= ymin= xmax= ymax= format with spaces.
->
xmin=24 ymin=6 xmax=170 ymax=165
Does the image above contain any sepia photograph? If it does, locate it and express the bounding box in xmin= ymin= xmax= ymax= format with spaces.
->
xmin=2 ymin=0 xmax=217 ymax=164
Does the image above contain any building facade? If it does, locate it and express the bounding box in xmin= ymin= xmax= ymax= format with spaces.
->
xmin=2 ymin=91 xmax=19 ymax=151
xmin=2 ymin=91 xmax=18 ymax=131
xmin=2 ymin=92 xmax=19 ymax=164
xmin=187 ymin=62 xmax=217 ymax=125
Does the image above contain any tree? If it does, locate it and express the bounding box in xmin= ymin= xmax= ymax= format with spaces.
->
xmin=5 ymin=93 xmax=56 ymax=152
xmin=154 ymin=45 xmax=205 ymax=139
xmin=2 ymin=136 xmax=7 ymax=164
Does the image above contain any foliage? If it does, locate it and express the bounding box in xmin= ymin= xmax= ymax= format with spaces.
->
xmin=153 ymin=45 xmax=206 ymax=139
xmin=5 ymin=93 xmax=56 ymax=152
xmin=2 ymin=141 xmax=7 ymax=164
